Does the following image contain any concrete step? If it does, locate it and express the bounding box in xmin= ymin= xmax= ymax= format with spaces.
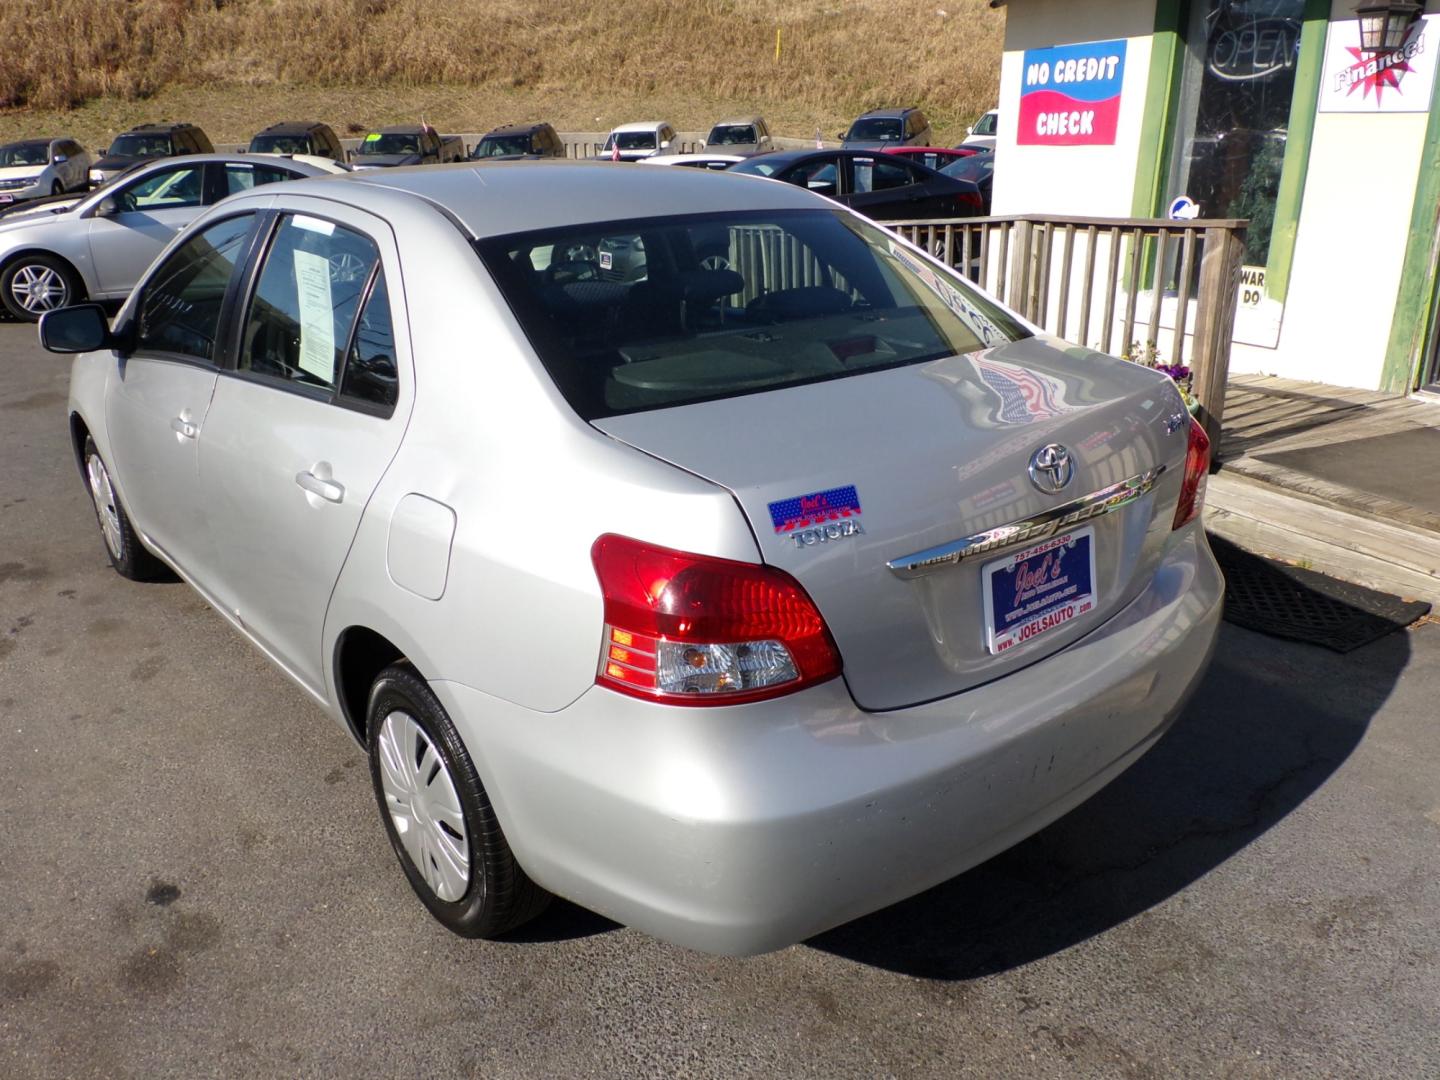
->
xmin=1204 ymin=471 xmax=1440 ymax=607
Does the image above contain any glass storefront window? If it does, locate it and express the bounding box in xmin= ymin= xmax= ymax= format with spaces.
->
xmin=1168 ymin=0 xmax=1307 ymax=265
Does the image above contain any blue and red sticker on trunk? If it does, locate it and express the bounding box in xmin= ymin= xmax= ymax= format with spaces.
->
xmin=768 ymin=486 xmax=865 ymax=549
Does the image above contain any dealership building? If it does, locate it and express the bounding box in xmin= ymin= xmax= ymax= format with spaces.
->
xmin=990 ymin=0 xmax=1440 ymax=394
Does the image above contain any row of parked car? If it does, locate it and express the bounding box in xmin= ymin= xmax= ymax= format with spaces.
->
xmin=0 ymin=106 xmax=998 ymax=321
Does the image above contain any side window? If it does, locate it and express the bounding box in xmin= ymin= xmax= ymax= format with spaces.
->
xmin=786 ymin=157 xmax=838 ymax=197
xmin=238 ymin=214 xmax=380 ymax=393
xmin=853 ymin=157 xmax=914 ymax=193
xmin=339 ymin=268 xmax=398 ymax=412
xmin=176 ymin=132 xmax=195 ymax=153
xmin=223 ymin=163 xmax=298 ymax=197
xmin=113 ymin=164 xmax=205 ymax=213
xmin=136 ymin=214 xmax=255 ymax=363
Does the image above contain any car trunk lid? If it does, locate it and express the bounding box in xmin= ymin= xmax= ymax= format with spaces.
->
xmin=593 ymin=338 xmax=1193 ymax=711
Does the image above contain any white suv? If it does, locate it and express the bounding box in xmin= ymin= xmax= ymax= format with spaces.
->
xmin=0 ymin=138 xmax=92 ymax=206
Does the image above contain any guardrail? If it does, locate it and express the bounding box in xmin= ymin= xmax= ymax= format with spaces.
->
xmin=886 ymin=214 xmax=1248 ymax=448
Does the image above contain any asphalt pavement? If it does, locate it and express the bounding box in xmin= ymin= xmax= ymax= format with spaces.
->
xmin=2 ymin=319 xmax=1438 ymax=1078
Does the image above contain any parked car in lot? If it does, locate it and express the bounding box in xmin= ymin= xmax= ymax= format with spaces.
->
xmin=940 ymin=150 xmax=996 ymax=215
xmin=42 ymin=161 xmax=1222 ymax=956
xmin=702 ymin=116 xmax=774 ymax=154
xmin=730 ymin=148 xmax=983 ymax=221
xmin=469 ymin=122 xmax=565 ymax=160
xmin=961 ymin=109 xmax=1000 ymax=150
xmin=0 ymin=138 xmax=93 ymax=205
xmin=601 ymin=121 xmax=678 ymax=161
xmin=0 ymin=154 xmax=344 ymax=320
xmin=839 ymin=107 xmax=933 ymax=150
xmin=248 ymin=120 xmax=346 ymax=163
xmin=351 ymin=126 xmax=465 ymax=169
xmin=89 ymin=122 xmax=214 ymax=188
xmin=882 ymin=146 xmax=982 ymax=171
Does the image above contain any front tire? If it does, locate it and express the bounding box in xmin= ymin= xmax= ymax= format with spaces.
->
xmin=1 ymin=253 xmax=82 ymax=321
xmin=367 ymin=665 xmax=550 ymax=938
xmin=82 ymin=435 xmax=168 ymax=581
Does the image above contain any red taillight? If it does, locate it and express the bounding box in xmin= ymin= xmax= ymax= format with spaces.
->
xmin=1172 ymin=417 xmax=1211 ymax=529
xmin=590 ymin=533 xmax=842 ymax=706
xmin=956 ymin=190 xmax=984 ymax=213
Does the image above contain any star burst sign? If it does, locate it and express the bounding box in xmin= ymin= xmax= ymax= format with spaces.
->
xmin=1342 ymin=21 xmax=1424 ymax=102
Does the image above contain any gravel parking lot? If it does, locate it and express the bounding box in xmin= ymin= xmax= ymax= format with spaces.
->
xmin=2 ymin=319 xmax=1439 ymax=1078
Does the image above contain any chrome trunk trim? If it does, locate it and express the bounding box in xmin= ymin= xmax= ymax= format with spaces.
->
xmin=886 ymin=467 xmax=1165 ymax=579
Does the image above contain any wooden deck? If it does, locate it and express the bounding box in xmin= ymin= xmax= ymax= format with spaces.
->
xmin=1219 ymin=374 xmax=1440 ymax=534
xmin=1206 ymin=375 xmax=1440 ymax=606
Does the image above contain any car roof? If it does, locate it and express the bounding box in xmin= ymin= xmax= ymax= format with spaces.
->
xmin=285 ymin=159 xmax=824 ymax=238
xmin=854 ymin=108 xmax=918 ymax=120
xmin=610 ymin=121 xmax=671 ymax=133
xmin=375 ymin=125 xmax=427 ymax=135
xmin=255 ymin=121 xmax=329 ymax=135
xmin=2 ymin=138 xmax=52 ymax=147
xmin=710 ymin=117 xmax=763 ymax=127
xmin=484 ymin=122 xmax=552 ymax=136
xmin=123 ymin=122 xmax=198 ymax=133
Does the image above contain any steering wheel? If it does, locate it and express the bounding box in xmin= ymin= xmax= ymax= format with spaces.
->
xmin=546 ymin=260 xmax=600 ymax=285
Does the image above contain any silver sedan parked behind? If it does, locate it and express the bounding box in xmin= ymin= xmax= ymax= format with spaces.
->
xmin=0 ymin=153 xmax=345 ymax=321
xmin=42 ymin=161 xmax=1223 ymax=956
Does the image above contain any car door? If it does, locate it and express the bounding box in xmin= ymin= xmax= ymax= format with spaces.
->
xmin=197 ymin=206 xmax=411 ymax=695
xmin=86 ymin=161 xmax=208 ymax=296
xmin=844 ymin=155 xmax=941 ymax=220
xmin=103 ymin=212 xmax=259 ymax=579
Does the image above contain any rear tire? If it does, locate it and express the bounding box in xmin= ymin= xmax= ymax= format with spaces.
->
xmin=81 ymin=435 xmax=168 ymax=581
xmin=367 ymin=665 xmax=550 ymax=938
xmin=1 ymin=253 xmax=82 ymax=321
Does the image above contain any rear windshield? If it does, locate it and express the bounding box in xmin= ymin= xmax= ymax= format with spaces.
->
xmin=846 ymin=118 xmax=902 ymax=141
xmin=607 ymin=132 xmax=657 ymax=151
xmin=708 ymin=125 xmax=757 ymax=146
xmin=360 ymin=133 xmax=418 ymax=155
xmin=109 ymin=134 xmax=173 ymax=158
xmin=941 ymin=154 xmax=995 ymax=183
xmin=474 ymin=135 xmax=533 ymax=157
xmin=477 ymin=209 xmax=1029 ymax=420
xmin=249 ymin=134 xmax=312 ymax=155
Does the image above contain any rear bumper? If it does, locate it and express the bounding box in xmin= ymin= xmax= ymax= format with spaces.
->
xmin=434 ymin=525 xmax=1223 ymax=955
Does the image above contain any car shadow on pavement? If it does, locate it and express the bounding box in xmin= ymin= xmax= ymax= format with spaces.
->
xmin=806 ymin=623 xmax=1410 ymax=979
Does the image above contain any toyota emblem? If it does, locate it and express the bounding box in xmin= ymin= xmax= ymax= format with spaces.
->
xmin=1028 ymin=444 xmax=1074 ymax=494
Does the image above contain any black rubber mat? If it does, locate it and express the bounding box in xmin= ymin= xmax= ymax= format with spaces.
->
xmin=1209 ymin=535 xmax=1431 ymax=652
xmin=1256 ymin=428 xmax=1440 ymax=515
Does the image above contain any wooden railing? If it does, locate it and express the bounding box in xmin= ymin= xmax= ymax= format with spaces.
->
xmin=886 ymin=214 xmax=1248 ymax=447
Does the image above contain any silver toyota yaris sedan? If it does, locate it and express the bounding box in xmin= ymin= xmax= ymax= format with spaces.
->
xmin=41 ymin=161 xmax=1223 ymax=955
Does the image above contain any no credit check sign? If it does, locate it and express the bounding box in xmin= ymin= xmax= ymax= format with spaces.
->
xmin=1018 ymin=39 xmax=1127 ymax=147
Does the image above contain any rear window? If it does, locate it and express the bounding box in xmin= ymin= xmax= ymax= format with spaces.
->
xmin=249 ymin=134 xmax=312 ymax=155
xmin=477 ymin=209 xmax=1029 ymax=420
xmin=708 ymin=125 xmax=757 ymax=146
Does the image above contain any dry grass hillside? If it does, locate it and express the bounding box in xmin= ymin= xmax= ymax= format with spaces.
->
xmin=1 ymin=0 xmax=1003 ymax=145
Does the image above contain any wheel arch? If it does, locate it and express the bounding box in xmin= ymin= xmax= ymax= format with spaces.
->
xmin=0 ymin=246 xmax=89 ymax=303
xmin=333 ymin=625 xmax=412 ymax=745
xmin=68 ymin=411 xmax=91 ymax=479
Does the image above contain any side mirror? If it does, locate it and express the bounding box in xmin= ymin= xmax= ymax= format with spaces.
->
xmin=837 ymin=131 xmax=846 ymax=140
xmin=53 ymin=154 xmax=68 ymax=164
xmin=660 ymin=139 xmax=671 ymax=150
xmin=966 ymin=126 xmax=974 ymax=136
xmin=39 ymin=304 xmax=114 ymax=354
xmin=94 ymin=196 xmax=119 ymax=218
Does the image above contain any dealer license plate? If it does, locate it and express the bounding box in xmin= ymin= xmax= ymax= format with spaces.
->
xmin=982 ymin=527 xmax=1097 ymax=655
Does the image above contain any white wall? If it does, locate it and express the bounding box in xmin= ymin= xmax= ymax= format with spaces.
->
xmin=992 ymin=0 xmax=1158 ymax=218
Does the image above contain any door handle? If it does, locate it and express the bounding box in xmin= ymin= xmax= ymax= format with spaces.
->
xmin=170 ymin=416 xmax=198 ymax=439
xmin=295 ymin=470 xmax=344 ymax=504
